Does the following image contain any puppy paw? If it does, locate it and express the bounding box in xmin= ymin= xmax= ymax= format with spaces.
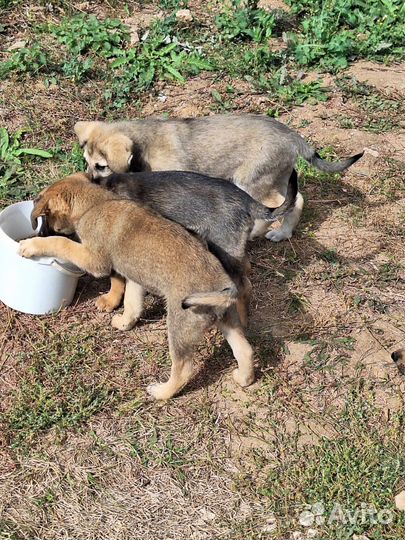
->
xmin=111 ymin=313 xmax=136 ymax=331
xmin=265 ymin=229 xmax=292 ymax=242
xmin=147 ymin=382 xmax=172 ymax=400
xmin=232 ymin=368 xmax=255 ymax=388
xmin=19 ymin=238 xmax=43 ymax=258
xmin=96 ymin=293 xmax=120 ymax=313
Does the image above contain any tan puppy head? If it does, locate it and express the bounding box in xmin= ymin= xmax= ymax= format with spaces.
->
xmin=31 ymin=173 xmax=90 ymax=235
xmin=74 ymin=121 xmax=133 ymax=180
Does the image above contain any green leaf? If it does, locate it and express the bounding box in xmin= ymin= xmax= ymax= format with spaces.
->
xmin=0 ymin=127 xmax=9 ymax=158
xmin=110 ymin=57 xmax=130 ymax=68
xmin=164 ymin=64 xmax=185 ymax=81
xmin=159 ymin=42 xmax=178 ymax=55
xmin=15 ymin=148 xmax=53 ymax=158
xmin=211 ymin=89 xmax=222 ymax=103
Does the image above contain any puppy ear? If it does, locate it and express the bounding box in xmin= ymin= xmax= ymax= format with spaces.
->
xmin=31 ymin=191 xmax=72 ymax=230
xmin=31 ymin=196 xmax=49 ymax=230
xmin=102 ymin=133 xmax=133 ymax=173
xmin=74 ymin=121 xmax=99 ymax=147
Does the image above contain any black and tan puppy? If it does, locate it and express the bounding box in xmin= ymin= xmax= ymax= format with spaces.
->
xmin=19 ymin=173 xmax=255 ymax=400
xmin=84 ymin=169 xmax=297 ymax=323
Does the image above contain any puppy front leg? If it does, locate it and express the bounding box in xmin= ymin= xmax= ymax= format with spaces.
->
xmin=96 ymin=272 xmax=126 ymax=312
xmin=111 ymin=280 xmax=145 ymax=331
xmin=19 ymin=237 xmax=108 ymax=277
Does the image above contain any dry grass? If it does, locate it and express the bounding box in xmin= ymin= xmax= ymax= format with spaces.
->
xmin=0 ymin=1 xmax=404 ymax=539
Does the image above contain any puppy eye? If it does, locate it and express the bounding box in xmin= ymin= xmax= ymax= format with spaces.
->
xmin=95 ymin=164 xmax=107 ymax=171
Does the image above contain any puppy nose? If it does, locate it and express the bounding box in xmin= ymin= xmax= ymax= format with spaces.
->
xmin=391 ymin=350 xmax=401 ymax=363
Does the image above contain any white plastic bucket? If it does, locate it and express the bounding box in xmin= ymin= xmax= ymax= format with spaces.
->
xmin=0 ymin=200 xmax=84 ymax=315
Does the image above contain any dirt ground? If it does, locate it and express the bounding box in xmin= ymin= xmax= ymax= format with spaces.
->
xmin=0 ymin=2 xmax=404 ymax=539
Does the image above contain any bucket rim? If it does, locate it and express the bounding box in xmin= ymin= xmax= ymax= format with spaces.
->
xmin=0 ymin=200 xmax=85 ymax=277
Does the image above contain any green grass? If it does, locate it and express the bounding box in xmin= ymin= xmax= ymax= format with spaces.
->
xmin=288 ymin=292 xmax=308 ymax=314
xmin=319 ymin=248 xmax=339 ymax=264
xmin=336 ymin=76 xmax=405 ymax=133
xmin=0 ymin=137 xmax=88 ymax=209
xmin=52 ymin=142 xmax=87 ymax=176
xmin=1 ymin=12 xmax=212 ymax=108
xmin=285 ymin=0 xmax=404 ymax=71
xmin=2 ymin=326 xmax=116 ymax=450
xmin=0 ymin=128 xmax=52 ymax=200
xmin=236 ymin=392 xmax=404 ymax=540
xmin=370 ymin=158 xmax=405 ymax=201
xmin=1 ymin=1 xmax=402 ymax=111
xmin=296 ymin=147 xmax=341 ymax=191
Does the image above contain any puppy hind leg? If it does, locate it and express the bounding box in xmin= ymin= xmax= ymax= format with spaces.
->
xmin=266 ymin=191 xmax=304 ymax=242
xmin=147 ymin=342 xmax=194 ymax=401
xmin=147 ymin=308 xmax=202 ymax=400
xmin=111 ymin=280 xmax=145 ymax=331
xmin=96 ymin=272 xmax=126 ymax=312
xmin=219 ymin=313 xmax=255 ymax=387
xmin=236 ymin=276 xmax=252 ymax=328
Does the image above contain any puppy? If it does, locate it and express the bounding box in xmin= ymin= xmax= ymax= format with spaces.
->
xmin=19 ymin=173 xmax=256 ymax=400
xmin=74 ymin=114 xmax=363 ymax=242
xmin=77 ymin=169 xmax=298 ymax=323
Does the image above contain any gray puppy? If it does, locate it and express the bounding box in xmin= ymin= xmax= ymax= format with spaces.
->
xmin=75 ymin=114 xmax=363 ymax=242
xmin=92 ymin=169 xmax=298 ymax=277
xmin=90 ymin=169 xmax=298 ymax=324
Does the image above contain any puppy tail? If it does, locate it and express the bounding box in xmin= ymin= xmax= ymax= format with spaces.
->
xmin=253 ymin=168 xmax=298 ymax=222
xmin=305 ymin=148 xmax=364 ymax=173
xmin=182 ymin=285 xmax=238 ymax=310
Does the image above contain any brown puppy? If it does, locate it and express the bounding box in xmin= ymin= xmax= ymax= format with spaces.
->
xmin=19 ymin=173 xmax=255 ymax=400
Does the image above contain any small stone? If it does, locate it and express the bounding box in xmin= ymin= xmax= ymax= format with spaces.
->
xmin=9 ymin=39 xmax=26 ymax=51
xmin=262 ymin=516 xmax=277 ymax=532
xmin=307 ymin=529 xmax=319 ymax=538
xmin=258 ymin=0 xmax=291 ymax=11
xmin=312 ymin=502 xmax=325 ymax=516
xmin=395 ymin=490 xmax=405 ymax=511
xmin=352 ymin=535 xmax=370 ymax=540
xmin=262 ymin=523 xmax=277 ymax=532
xmin=176 ymin=8 xmax=193 ymax=23
xmin=239 ymin=501 xmax=252 ymax=517
xmin=141 ymin=30 xmax=150 ymax=41
xmin=363 ymin=147 xmax=379 ymax=158
xmin=199 ymin=508 xmax=216 ymax=521
xmin=299 ymin=510 xmax=314 ymax=526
